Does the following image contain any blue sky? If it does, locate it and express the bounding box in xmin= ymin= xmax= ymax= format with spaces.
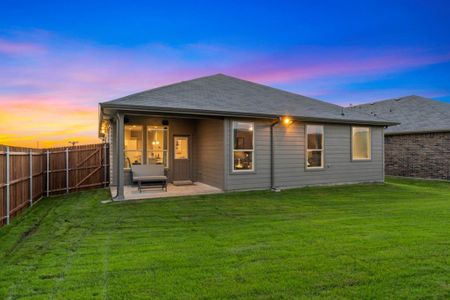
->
xmin=1 ymin=0 xmax=449 ymax=145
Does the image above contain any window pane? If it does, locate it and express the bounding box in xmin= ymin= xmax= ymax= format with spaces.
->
xmin=125 ymin=125 xmax=143 ymax=151
xmin=307 ymin=151 xmax=322 ymax=168
xmin=147 ymin=151 xmax=167 ymax=165
xmin=125 ymin=125 xmax=143 ymax=168
xmin=233 ymin=151 xmax=253 ymax=170
xmin=147 ymin=127 xmax=165 ymax=150
xmin=307 ymin=125 xmax=323 ymax=150
xmin=147 ymin=126 xmax=168 ymax=166
xmin=125 ymin=151 xmax=143 ymax=168
xmin=234 ymin=122 xmax=253 ymax=149
xmin=352 ymin=127 xmax=371 ymax=159
xmin=175 ymin=137 xmax=189 ymax=159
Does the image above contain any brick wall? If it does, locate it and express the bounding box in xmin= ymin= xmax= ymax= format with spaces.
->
xmin=385 ymin=132 xmax=450 ymax=180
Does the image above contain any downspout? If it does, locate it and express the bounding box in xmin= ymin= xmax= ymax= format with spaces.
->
xmin=270 ymin=117 xmax=280 ymax=191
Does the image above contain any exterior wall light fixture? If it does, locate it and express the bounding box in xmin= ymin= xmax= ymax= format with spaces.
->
xmin=281 ymin=116 xmax=294 ymax=126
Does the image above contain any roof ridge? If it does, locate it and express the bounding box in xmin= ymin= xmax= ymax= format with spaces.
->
xmin=350 ymin=95 xmax=448 ymax=108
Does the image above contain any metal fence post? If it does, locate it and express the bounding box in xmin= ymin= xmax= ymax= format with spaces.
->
xmin=6 ymin=146 xmax=10 ymax=225
xmin=103 ymin=143 xmax=107 ymax=187
xmin=29 ymin=149 xmax=33 ymax=206
xmin=66 ymin=148 xmax=69 ymax=194
xmin=46 ymin=150 xmax=50 ymax=197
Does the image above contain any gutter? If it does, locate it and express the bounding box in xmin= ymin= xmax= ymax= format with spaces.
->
xmin=100 ymin=103 xmax=398 ymax=126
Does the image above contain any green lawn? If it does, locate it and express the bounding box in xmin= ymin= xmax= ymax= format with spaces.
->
xmin=0 ymin=177 xmax=449 ymax=299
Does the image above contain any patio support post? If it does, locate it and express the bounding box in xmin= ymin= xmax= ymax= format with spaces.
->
xmin=6 ymin=146 xmax=10 ymax=225
xmin=29 ymin=149 xmax=33 ymax=206
xmin=65 ymin=148 xmax=69 ymax=194
xmin=115 ymin=112 xmax=125 ymax=200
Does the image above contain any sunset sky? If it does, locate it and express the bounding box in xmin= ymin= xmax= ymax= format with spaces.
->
xmin=1 ymin=1 xmax=450 ymax=147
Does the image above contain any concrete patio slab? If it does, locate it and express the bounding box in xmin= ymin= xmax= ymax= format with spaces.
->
xmin=110 ymin=182 xmax=222 ymax=200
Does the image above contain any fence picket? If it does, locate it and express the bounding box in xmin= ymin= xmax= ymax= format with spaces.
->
xmin=46 ymin=150 xmax=49 ymax=197
xmin=0 ymin=143 xmax=109 ymax=227
xmin=66 ymin=148 xmax=69 ymax=194
xmin=6 ymin=146 xmax=10 ymax=225
xmin=29 ymin=150 xmax=33 ymax=206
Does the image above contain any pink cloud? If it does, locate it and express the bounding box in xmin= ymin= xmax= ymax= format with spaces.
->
xmin=0 ymin=38 xmax=45 ymax=55
xmin=229 ymin=47 xmax=450 ymax=84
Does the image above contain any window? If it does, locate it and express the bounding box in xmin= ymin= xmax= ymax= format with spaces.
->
xmin=232 ymin=121 xmax=254 ymax=171
xmin=174 ymin=136 xmax=189 ymax=159
xmin=352 ymin=127 xmax=371 ymax=160
xmin=147 ymin=126 xmax=168 ymax=167
xmin=306 ymin=125 xmax=324 ymax=169
xmin=124 ymin=125 xmax=143 ymax=168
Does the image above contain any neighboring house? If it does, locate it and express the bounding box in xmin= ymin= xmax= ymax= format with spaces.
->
xmin=99 ymin=74 xmax=395 ymax=199
xmin=351 ymin=96 xmax=450 ymax=180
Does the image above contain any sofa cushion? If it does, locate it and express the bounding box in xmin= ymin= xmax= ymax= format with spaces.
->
xmin=131 ymin=164 xmax=165 ymax=177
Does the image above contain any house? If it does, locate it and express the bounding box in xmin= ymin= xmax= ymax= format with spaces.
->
xmin=99 ymin=74 xmax=396 ymax=200
xmin=350 ymin=96 xmax=450 ymax=180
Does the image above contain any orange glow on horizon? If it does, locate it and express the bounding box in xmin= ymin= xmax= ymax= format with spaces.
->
xmin=0 ymin=101 xmax=101 ymax=148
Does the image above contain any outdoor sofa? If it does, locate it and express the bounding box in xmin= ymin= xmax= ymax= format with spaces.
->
xmin=130 ymin=163 xmax=168 ymax=192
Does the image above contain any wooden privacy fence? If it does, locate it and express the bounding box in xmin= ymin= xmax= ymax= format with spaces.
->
xmin=0 ymin=143 xmax=109 ymax=226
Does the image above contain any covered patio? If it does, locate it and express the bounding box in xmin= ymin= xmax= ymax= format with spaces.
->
xmin=101 ymin=110 xmax=225 ymax=200
xmin=110 ymin=182 xmax=222 ymax=200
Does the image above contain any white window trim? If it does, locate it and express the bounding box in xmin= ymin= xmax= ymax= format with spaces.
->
xmin=305 ymin=124 xmax=324 ymax=169
xmin=351 ymin=126 xmax=372 ymax=161
xmin=232 ymin=121 xmax=255 ymax=172
xmin=147 ymin=126 xmax=169 ymax=168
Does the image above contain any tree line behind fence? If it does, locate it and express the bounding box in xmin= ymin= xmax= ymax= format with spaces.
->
xmin=0 ymin=143 xmax=109 ymax=227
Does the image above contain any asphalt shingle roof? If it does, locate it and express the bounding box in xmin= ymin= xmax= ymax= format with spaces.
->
xmin=101 ymin=74 xmax=393 ymax=125
xmin=350 ymin=95 xmax=450 ymax=134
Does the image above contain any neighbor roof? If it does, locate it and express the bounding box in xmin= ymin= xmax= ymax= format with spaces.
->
xmin=101 ymin=74 xmax=395 ymax=125
xmin=350 ymin=95 xmax=450 ymax=134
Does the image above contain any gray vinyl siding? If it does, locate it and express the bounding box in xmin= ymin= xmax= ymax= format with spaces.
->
xmin=194 ymin=119 xmax=225 ymax=189
xmin=110 ymin=114 xmax=384 ymax=191
xmin=224 ymin=118 xmax=384 ymax=191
